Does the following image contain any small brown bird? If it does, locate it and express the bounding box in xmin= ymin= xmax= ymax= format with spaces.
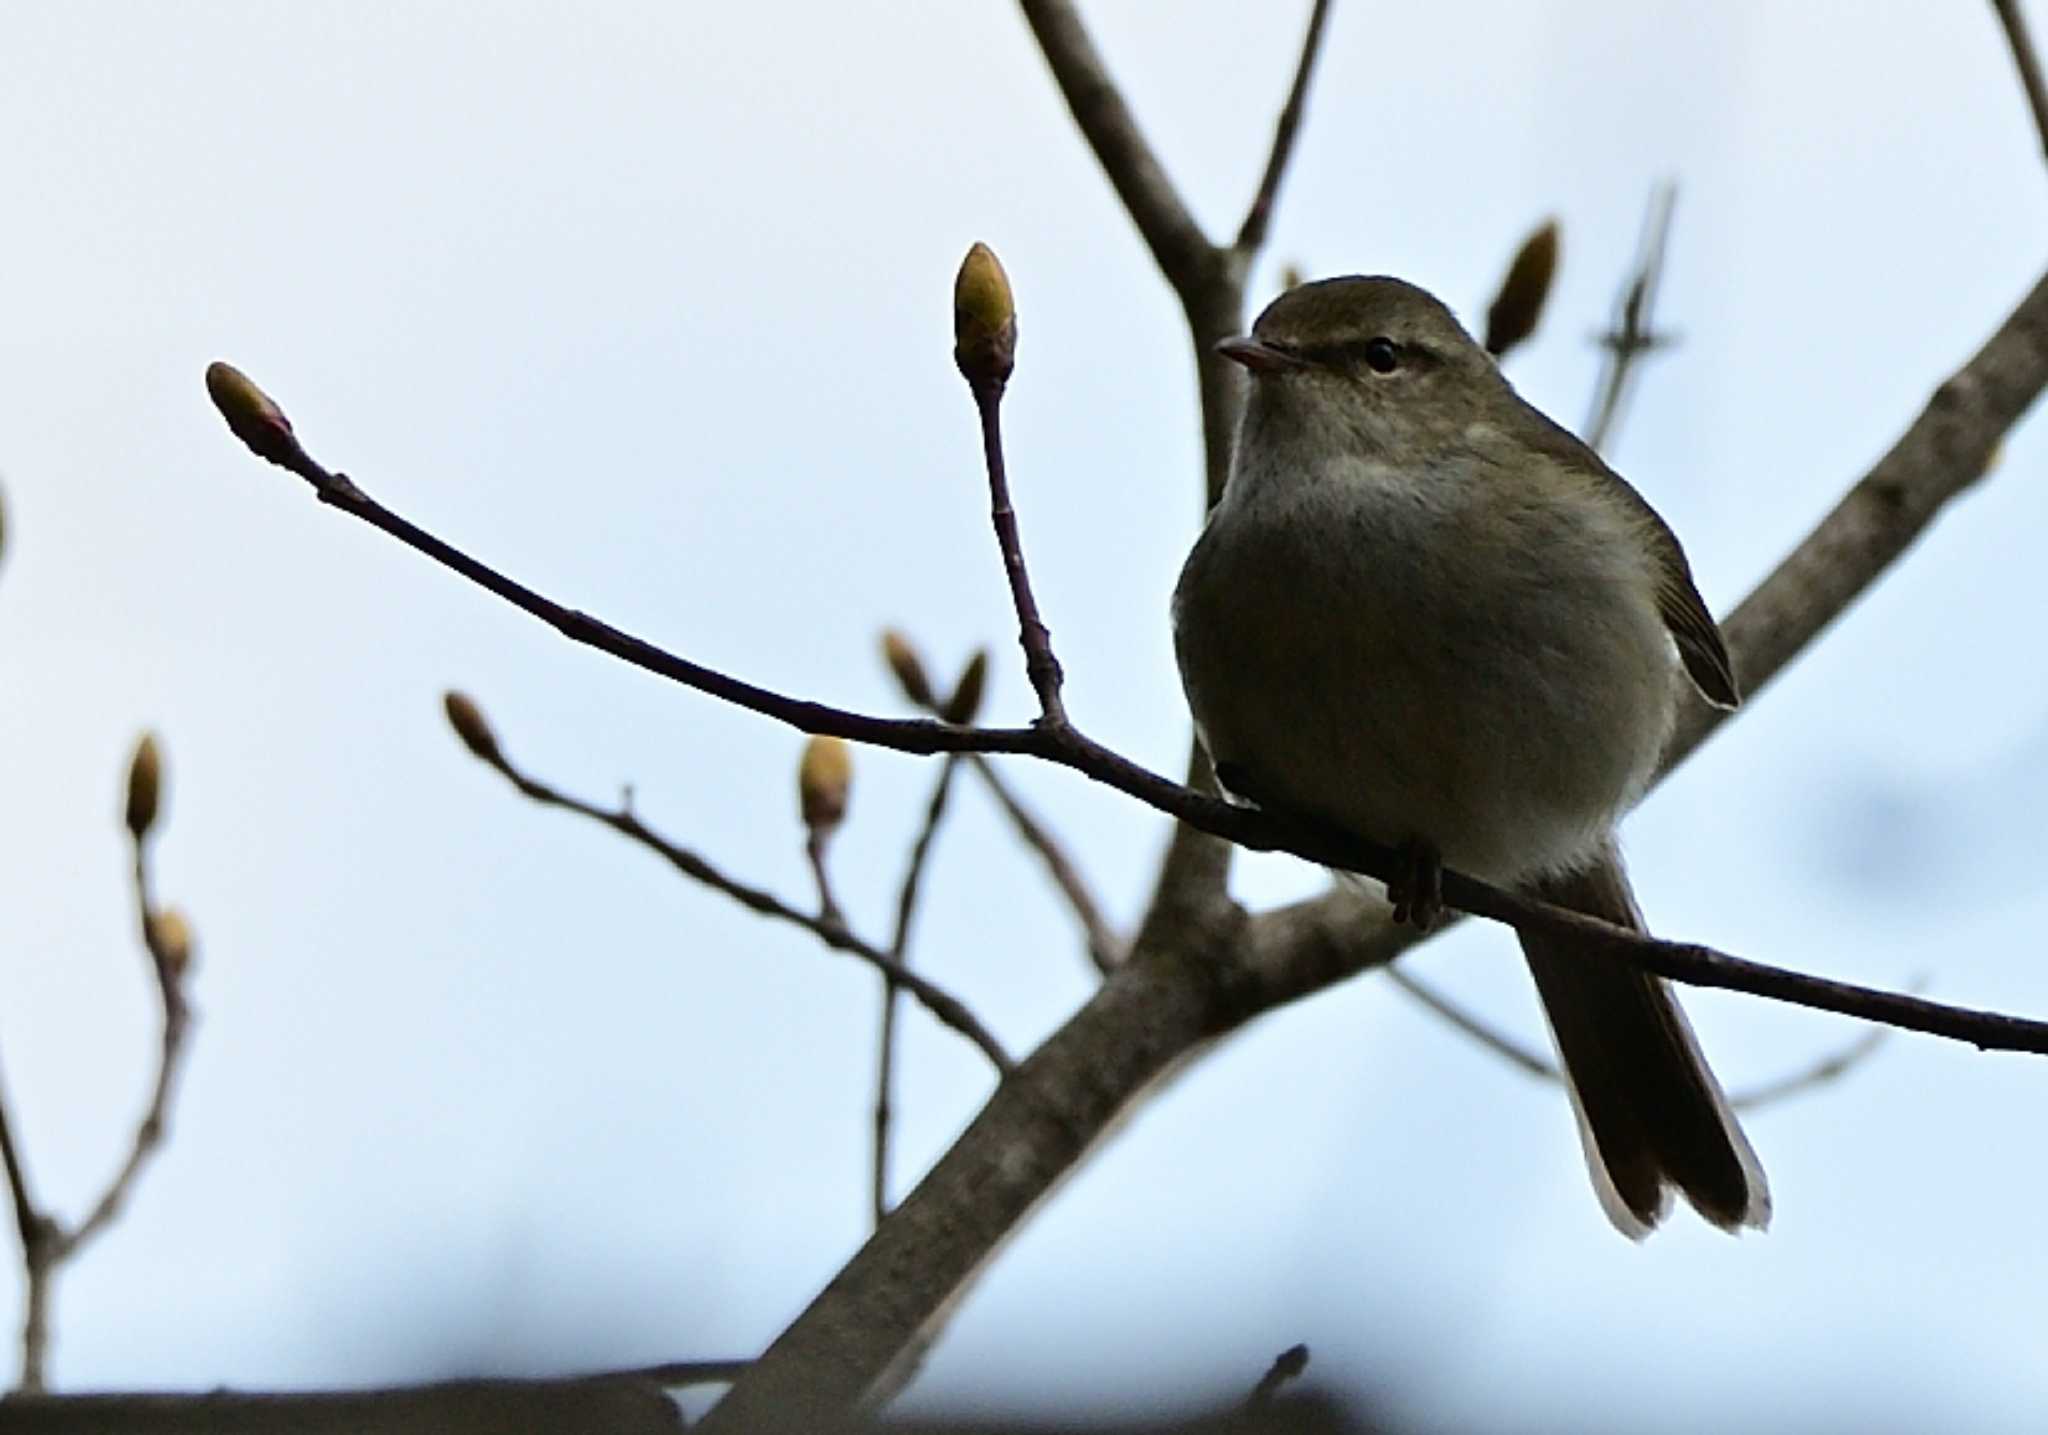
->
xmin=1173 ymin=276 xmax=1768 ymax=1237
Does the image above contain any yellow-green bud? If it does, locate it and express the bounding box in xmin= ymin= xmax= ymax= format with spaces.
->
xmin=443 ymin=691 xmax=500 ymax=762
xmin=940 ymin=649 xmax=989 ymax=726
xmin=149 ymin=908 xmax=196 ymax=979
xmin=1483 ymin=219 xmax=1560 ymax=358
xmin=125 ymin=732 xmax=162 ymax=839
xmin=205 ymin=361 xmax=310 ymax=471
xmin=798 ymin=735 xmax=853 ymax=834
xmin=881 ymin=629 xmax=937 ymax=709
xmin=953 ymin=242 xmax=1017 ymax=387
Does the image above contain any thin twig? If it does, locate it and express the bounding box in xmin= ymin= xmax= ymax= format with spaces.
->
xmin=972 ymin=387 xmax=1066 ymax=725
xmin=965 ymin=753 xmax=1123 ymax=974
xmin=1994 ymin=0 xmax=2048 ymax=167
xmin=469 ymin=743 xmax=1014 ymax=1075
xmin=223 ymin=363 xmax=2048 ymax=1056
xmin=804 ymin=831 xmax=844 ymax=928
xmin=1234 ymin=0 xmax=1336 ymax=255
xmin=1387 ymin=962 xmax=1904 ymax=1109
xmin=1583 ymin=182 xmax=1677 ymax=453
xmin=1245 ymin=1343 xmax=1310 ymax=1407
xmin=873 ymin=755 xmax=963 ymax=1225
xmin=1731 ymin=1023 xmax=1898 ymax=1111
xmin=1 ymin=838 xmax=193 ymax=1393
xmin=1385 ymin=965 xmax=1553 ymax=1079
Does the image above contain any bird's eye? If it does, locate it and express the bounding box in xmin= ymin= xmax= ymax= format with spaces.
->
xmin=1363 ymin=337 xmax=1401 ymax=374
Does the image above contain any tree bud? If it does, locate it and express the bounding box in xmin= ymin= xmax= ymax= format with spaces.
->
xmin=1483 ymin=219 xmax=1560 ymax=358
xmin=125 ymin=732 xmax=162 ymax=839
xmin=150 ymin=908 xmax=196 ymax=979
xmin=205 ymin=361 xmax=310 ymax=471
xmin=442 ymin=691 xmax=501 ymax=763
xmin=798 ymin=735 xmax=853 ymax=834
xmin=953 ymin=242 xmax=1017 ymax=387
xmin=940 ymin=649 xmax=989 ymax=726
xmin=881 ymin=629 xmax=937 ymax=708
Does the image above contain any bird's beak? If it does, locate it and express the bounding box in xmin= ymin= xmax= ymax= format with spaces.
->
xmin=1215 ymin=336 xmax=1308 ymax=374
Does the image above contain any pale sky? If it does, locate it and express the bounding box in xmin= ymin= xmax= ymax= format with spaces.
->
xmin=3 ymin=3 xmax=2047 ymax=1430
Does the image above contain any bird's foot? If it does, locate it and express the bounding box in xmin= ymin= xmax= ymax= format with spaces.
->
xmin=1387 ymin=839 xmax=1443 ymax=929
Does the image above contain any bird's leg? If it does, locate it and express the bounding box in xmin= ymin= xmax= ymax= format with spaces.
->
xmin=1387 ymin=838 xmax=1443 ymax=929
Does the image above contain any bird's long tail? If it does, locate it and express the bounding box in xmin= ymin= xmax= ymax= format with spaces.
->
xmin=1519 ymin=844 xmax=1770 ymax=1237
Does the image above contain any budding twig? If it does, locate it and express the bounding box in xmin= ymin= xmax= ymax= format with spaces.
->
xmin=955 ymin=244 xmax=1067 ymax=726
xmin=0 ymin=739 xmax=196 ymax=1392
xmin=439 ymin=694 xmax=1014 ymax=1075
xmin=211 ymin=325 xmax=2048 ymax=1056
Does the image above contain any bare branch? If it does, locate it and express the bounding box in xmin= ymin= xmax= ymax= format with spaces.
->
xmin=967 ymin=352 xmax=1066 ymax=725
xmin=875 ymin=634 xmax=1120 ymax=975
xmin=1385 ymin=965 xmax=1554 ymax=1079
xmin=2 ymin=814 xmax=195 ymax=1393
xmin=220 ymin=269 xmax=2048 ymax=1053
xmin=1583 ymin=182 xmax=1677 ymax=453
xmin=1234 ymin=0 xmax=1336 ymax=255
xmin=873 ymin=756 xmax=964 ymax=1225
xmin=1994 ymin=0 xmax=2048 ymax=167
xmin=1731 ymin=1023 xmax=1898 ymax=1112
xmin=1386 ymin=962 xmax=1901 ymax=1110
xmin=1016 ymin=0 xmax=1220 ymax=297
xmin=460 ymin=731 xmax=1014 ymax=1076
xmin=965 ymin=754 xmax=1124 ymax=974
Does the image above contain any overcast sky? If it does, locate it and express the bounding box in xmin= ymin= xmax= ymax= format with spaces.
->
xmin=3 ymin=3 xmax=2047 ymax=1430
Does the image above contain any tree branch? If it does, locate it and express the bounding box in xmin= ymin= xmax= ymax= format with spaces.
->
xmin=453 ymin=723 xmax=1015 ymax=1076
xmin=1385 ymin=963 xmax=1902 ymax=1109
xmin=1015 ymin=0 xmax=1220 ymax=298
xmin=217 ymin=311 xmax=2048 ymax=1057
xmin=2 ymin=824 xmax=194 ymax=1393
xmin=873 ymin=756 xmax=964 ymax=1224
xmin=1993 ymin=0 xmax=2048 ymax=167
xmin=696 ymin=258 xmax=2048 ymax=1427
xmin=964 ymin=754 xmax=1123 ymax=974
xmin=1234 ymin=0 xmax=1335 ymax=255
xmin=1583 ymin=181 xmax=1677 ymax=453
